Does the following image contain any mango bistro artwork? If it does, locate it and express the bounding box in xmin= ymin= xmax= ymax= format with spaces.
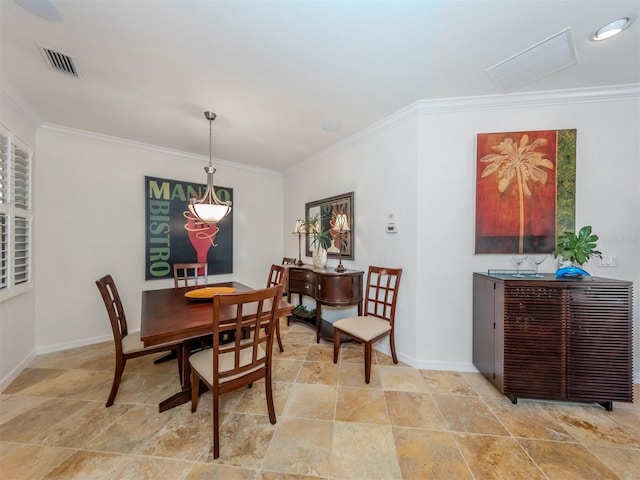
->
xmin=145 ymin=175 xmax=233 ymax=280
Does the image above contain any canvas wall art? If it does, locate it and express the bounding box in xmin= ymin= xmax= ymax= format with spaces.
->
xmin=475 ymin=129 xmax=576 ymax=254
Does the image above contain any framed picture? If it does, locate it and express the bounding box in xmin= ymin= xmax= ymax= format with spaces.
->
xmin=475 ymin=129 xmax=576 ymax=254
xmin=305 ymin=192 xmax=354 ymax=260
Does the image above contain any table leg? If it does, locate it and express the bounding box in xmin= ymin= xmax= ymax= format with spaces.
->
xmin=158 ymin=340 xmax=194 ymax=412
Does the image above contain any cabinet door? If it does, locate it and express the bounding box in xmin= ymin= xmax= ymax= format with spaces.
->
xmin=567 ymin=283 xmax=633 ymax=403
xmin=503 ymin=284 xmax=566 ymax=400
xmin=473 ymin=276 xmax=499 ymax=388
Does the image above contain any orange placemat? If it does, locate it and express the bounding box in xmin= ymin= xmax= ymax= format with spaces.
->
xmin=184 ymin=286 xmax=236 ymax=299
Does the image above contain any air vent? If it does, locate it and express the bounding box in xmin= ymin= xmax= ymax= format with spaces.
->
xmin=38 ymin=44 xmax=80 ymax=77
xmin=486 ymin=27 xmax=578 ymax=92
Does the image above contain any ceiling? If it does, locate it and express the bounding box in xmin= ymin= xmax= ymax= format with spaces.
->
xmin=1 ymin=1 xmax=638 ymax=172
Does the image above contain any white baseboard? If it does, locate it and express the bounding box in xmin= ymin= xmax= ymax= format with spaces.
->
xmin=35 ymin=334 xmax=113 ymax=355
xmin=0 ymin=349 xmax=36 ymax=392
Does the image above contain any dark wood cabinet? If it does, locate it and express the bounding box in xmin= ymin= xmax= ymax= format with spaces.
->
xmin=473 ymin=272 xmax=633 ymax=410
xmin=287 ymin=265 xmax=364 ymax=342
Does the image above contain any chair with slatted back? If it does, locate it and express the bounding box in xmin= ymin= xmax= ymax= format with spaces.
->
xmin=96 ymin=274 xmax=183 ymax=407
xmin=266 ymin=264 xmax=288 ymax=352
xmin=282 ymin=257 xmax=296 ymax=265
xmin=189 ymin=285 xmax=282 ymax=459
xmin=332 ymin=266 xmax=403 ymax=383
xmin=173 ymin=262 xmax=208 ymax=289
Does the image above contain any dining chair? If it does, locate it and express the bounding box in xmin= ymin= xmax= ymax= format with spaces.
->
xmin=189 ymin=284 xmax=283 ymax=459
xmin=173 ymin=262 xmax=208 ymax=289
xmin=96 ymin=274 xmax=183 ymax=407
xmin=282 ymin=257 xmax=296 ymax=265
xmin=266 ymin=264 xmax=288 ymax=352
xmin=332 ymin=266 xmax=403 ymax=384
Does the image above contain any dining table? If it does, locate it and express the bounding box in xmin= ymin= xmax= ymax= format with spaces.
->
xmin=140 ymin=281 xmax=294 ymax=412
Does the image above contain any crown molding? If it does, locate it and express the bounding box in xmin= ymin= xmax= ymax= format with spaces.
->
xmin=38 ymin=122 xmax=281 ymax=176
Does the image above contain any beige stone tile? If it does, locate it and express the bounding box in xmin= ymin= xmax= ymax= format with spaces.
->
xmin=258 ymin=472 xmax=320 ymax=480
xmin=142 ymin=409 xmax=212 ymax=461
xmin=461 ymin=371 xmax=505 ymax=398
xmin=114 ymin=455 xmax=194 ymax=480
xmin=1 ymin=368 xmax=67 ymax=395
xmin=113 ymin=372 xmax=181 ymax=406
xmin=186 ymin=462 xmax=259 ymax=479
xmin=200 ymin=412 xmax=277 ymax=468
xmin=606 ymin=402 xmax=640 ymax=436
xmin=282 ymin=384 xmax=336 ymax=421
xmin=0 ymin=440 xmax=21 ymax=458
xmin=420 ymin=369 xmax=478 ymax=396
xmin=32 ymin=401 xmax=131 ymax=448
xmin=335 ymin=387 xmax=388 ymax=425
xmin=272 ymin=343 xmax=310 ymax=361
xmin=304 ymin=344 xmax=333 ymax=363
xmin=542 ymin=403 xmax=640 ymax=448
xmin=455 ymin=433 xmax=547 ymax=480
xmin=271 ymin=359 xmax=302 ymax=383
xmin=280 ymin=330 xmax=315 ymax=345
xmin=375 ymin=350 xmax=407 ymax=367
xmin=338 ymin=362 xmax=381 ymax=388
xmin=84 ymin=404 xmax=176 ymax=454
xmin=196 ymin=386 xmax=249 ymax=413
xmin=378 ymin=365 xmax=427 ymax=392
xmin=0 ymin=398 xmax=88 ymax=443
xmin=261 ymin=417 xmax=332 ymax=476
xmin=393 ymin=427 xmax=473 ymax=480
xmin=125 ymin=354 xmax=180 ymax=376
xmin=334 ymin=343 xmax=366 ymax=364
xmin=484 ymin=397 xmax=575 ymax=441
xmin=385 ymin=391 xmax=448 ymax=430
xmin=433 ymin=394 xmax=509 ymax=435
xmin=28 ymin=342 xmax=113 ymax=370
xmin=587 ymin=445 xmax=640 ymax=480
xmin=330 ymin=422 xmax=401 ymax=479
xmin=0 ymin=394 xmax=49 ymax=424
xmin=518 ymin=438 xmax=619 ymax=480
xmin=41 ymin=449 xmax=131 ymax=480
xmin=233 ymin=381 xmax=292 ymax=417
xmin=18 ymin=369 xmax=113 ymax=402
xmin=0 ymin=444 xmax=74 ymax=480
xmin=296 ymin=361 xmax=339 ymax=386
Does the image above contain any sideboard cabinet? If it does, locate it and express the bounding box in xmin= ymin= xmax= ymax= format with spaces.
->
xmin=473 ymin=272 xmax=633 ymax=410
xmin=287 ymin=265 xmax=363 ymax=342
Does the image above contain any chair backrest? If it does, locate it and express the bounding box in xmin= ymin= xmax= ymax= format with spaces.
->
xmin=267 ymin=264 xmax=288 ymax=289
xmin=173 ymin=262 xmax=208 ymax=289
xmin=96 ymin=274 xmax=128 ymax=349
xmin=364 ymin=266 xmax=403 ymax=326
xmin=212 ymin=285 xmax=283 ymax=385
xmin=282 ymin=257 xmax=296 ymax=265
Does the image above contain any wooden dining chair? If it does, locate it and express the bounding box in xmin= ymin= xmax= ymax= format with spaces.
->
xmin=189 ymin=285 xmax=283 ymax=459
xmin=266 ymin=264 xmax=288 ymax=352
xmin=96 ymin=274 xmax=183 ymax=407
xmin=332 ymin=266 xmax=403 ymax=383
xmin=173 ymin=262 xmax=208 ymax=289
xmin=282 ymin=257 xmax=296 ymax=265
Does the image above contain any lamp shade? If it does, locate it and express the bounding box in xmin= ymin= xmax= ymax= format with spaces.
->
xmin=333 ymin=213 xmax=350 ymax=232
xmin=292 ymin=219 xmax=306 ymax=234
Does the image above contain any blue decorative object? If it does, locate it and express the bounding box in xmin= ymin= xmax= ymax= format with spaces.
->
xmin=555 ymin=266 xmax=590 ymax=278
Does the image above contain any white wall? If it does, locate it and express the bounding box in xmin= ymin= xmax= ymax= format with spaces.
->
xmin=0 ymin=90 xmax=38 ymax=385
xmin=284 ymin=85 xmax=640 ymax=376
xmin=33 ymin=126 xmax=284 ymax=351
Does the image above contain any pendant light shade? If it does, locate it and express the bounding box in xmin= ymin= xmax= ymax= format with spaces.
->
xmin=189 ymin=111 xmax=232 ymax=224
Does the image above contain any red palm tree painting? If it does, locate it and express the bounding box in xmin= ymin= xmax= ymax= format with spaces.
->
xmin=475 ymin=130 xmax=558 ymax=254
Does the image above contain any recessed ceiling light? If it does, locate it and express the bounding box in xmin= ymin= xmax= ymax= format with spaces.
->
xmin=591 ymin=15 xmax=635 ymax=41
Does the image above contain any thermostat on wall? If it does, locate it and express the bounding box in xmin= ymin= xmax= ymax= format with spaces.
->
xmin=387 ymin=212 xmax=398 ymax=233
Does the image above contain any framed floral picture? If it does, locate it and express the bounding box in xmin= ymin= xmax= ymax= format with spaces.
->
xmin=304 ymin=192 xmax=354 ymax=260
xmin=475 ymin=129 xmax=576 ymax=254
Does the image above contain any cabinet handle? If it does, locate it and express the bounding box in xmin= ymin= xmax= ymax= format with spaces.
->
xmin=305 ymin=285 xmax=309 ymax=290
xmin=305 ymin=274 xmax=310 ymax=279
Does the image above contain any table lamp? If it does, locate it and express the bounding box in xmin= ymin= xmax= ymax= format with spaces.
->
xmin=332 ymin=213 xmax=350 ymax=272
xmin=292 ymin=219 xmax=306 ymax=266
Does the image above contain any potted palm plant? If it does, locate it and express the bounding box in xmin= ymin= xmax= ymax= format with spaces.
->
xmin=553 ymin=225 xmax=602 ymax=277
xmin=303 ymin=214 xmax=332 ymax=268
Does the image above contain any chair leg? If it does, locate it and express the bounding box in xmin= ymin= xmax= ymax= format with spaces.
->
xmin=389 ymin=332 xmax=398 ymax=364
xmin=265 ymin=371 xmax=276 ymax=425
xmin=333 ymin=328 xmax=341 ymax=363
xmin=213 ymin=390 xmax=220 ymax=459
xmin=106 ymin=357 xmax=126 ymax=407
xmin=191 ymin=368 xmax=199 ymax=413
xmin=275 ymin=317 xmax=284 ymax=353
xmin=364 ymin=341 xmax=373 ymax=384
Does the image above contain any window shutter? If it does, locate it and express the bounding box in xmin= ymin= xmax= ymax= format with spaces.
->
xmin=0 ymin=129 xmax=8 ymax=205
xmin=0 ymin=213 xmax=6 ymax=289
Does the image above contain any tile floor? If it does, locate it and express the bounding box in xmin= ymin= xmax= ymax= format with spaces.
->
xmin=1 ymin=319 xmax=639 ymax=480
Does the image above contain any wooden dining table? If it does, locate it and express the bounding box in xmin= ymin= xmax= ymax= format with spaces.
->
xmin=140 ymin=281 xmax=294 ymax=412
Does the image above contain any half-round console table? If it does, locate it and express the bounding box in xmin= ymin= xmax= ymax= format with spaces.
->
xmin=287 ymin=265 xmax=364 ymax=343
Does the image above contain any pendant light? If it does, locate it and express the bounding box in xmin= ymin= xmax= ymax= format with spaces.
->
xmin=188 ymin=111 xmax=232 ymax=224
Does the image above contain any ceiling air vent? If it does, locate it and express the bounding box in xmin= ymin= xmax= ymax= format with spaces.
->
xmin=38 ymin=44 xmax=80 ymax=77
xmin=486 ymin=27 xmax=578 ymax=92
